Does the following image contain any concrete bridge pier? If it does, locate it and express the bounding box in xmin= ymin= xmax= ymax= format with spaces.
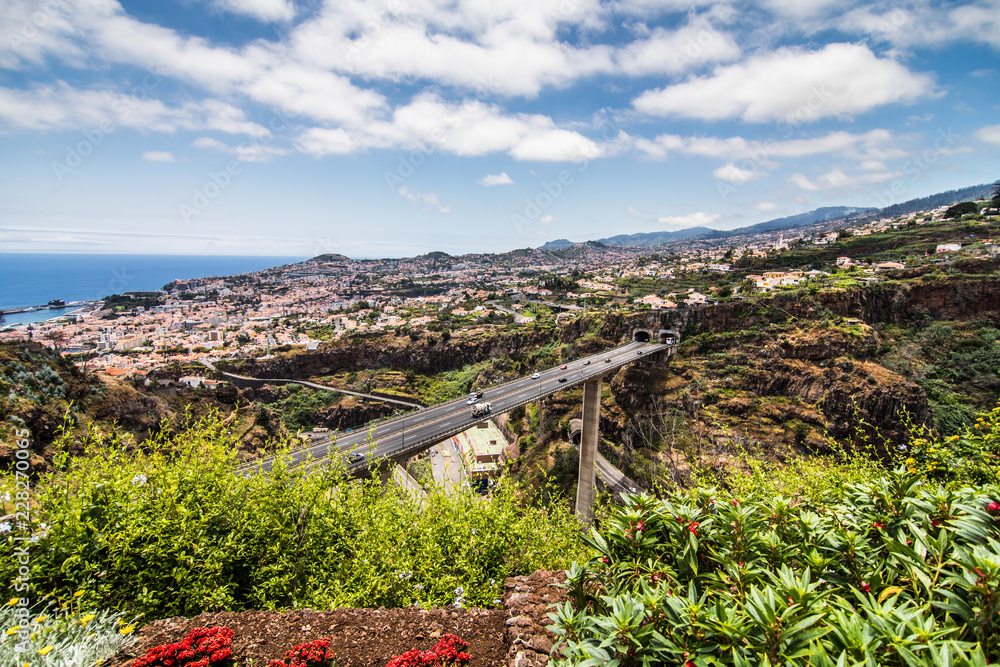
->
xmin=575 ymin=375 xmax=603 ymax=525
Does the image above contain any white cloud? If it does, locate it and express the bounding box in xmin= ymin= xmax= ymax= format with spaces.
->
xmin=712 ymin=162 xmax=761 ymax=182
xmin=214 ymin=0 xmax=295 ymax=22
xmin=295 ymin=93 xmax=608 ymax=162
xmin=540 ymin=215 xmax=554 ymax=223
xmin=656 ymin=211 xmax=721 ymax=228
xmin=859 ymin=170 xmax=904 ymax=183
xmin=141 ymin=151 xmax=174 ymax=162
xmin=396 ymin=186 xmax=450 ymax=213
xmin=974 ymin=124 xmax=1000 ymax=145
xmin=0 ymin=83 xmax=269 ymax=135
xmin=788 ymin=169 xmax=856 ymax=191
xmin=633 ymin=129 xmax=905 ymax=164
xmin=193 ymin=137 xmax=229 ymax=150
xmin=615 ymin=21 xmax=740 ymax=76
xmin=840 ymin=4 xmax=1000 ymax=50
xmin=478 ymin=172 xmax=514 ymax=186
xmin=750 ymin=201 xmax=778 ymax=212
xmin=633 ymin=43 xmax=935 ymax=122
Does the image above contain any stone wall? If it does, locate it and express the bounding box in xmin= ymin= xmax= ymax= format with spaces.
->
xmin=501 ymin=570 xmax=569 ymax=667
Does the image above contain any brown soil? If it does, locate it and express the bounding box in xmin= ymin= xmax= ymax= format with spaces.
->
xmin=106 ymin=570 xmax=570 ymax=667
xmin=108 ymin=607 xmax=508 ymax=667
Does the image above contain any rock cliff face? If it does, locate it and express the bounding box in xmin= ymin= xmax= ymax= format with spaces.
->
xmin=229 ymin=328 xmax=557 ymax=379
xmin=598 ymin=278 xmax=1000 ymax=343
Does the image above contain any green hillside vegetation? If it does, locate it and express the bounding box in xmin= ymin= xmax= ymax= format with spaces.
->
xmin=733 ymin=214 xmax=999 ymax=273
xmin=1 ymin=413 xmax=585 ymax=620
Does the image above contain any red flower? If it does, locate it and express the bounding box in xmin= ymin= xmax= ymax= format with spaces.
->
xmin=873 ymin=522 xmax=884 ymax=530
xmin=687 ymin=521 xmax=700 ymax=535
xmin=988 ymin=502 xmax=999 ymax=512
xmin=732 ymin=499 xmax=738 ymax=506
xmin=636 ymin=521 xmax=644 ymax=532
xmin=861 ymin=582 xmax=871 ymax=592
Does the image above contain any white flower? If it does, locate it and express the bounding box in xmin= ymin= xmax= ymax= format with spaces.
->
xmin=2 ymin=492 xmax=10 ymax=502
xmin=131 ymin=474 xmax=147 ymax=486
xmin=0 ymin=523 xmax=11 ymax=533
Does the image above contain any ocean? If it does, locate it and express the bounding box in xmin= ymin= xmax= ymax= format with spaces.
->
xmin=0 ymin=253 xmax=304 ymax=324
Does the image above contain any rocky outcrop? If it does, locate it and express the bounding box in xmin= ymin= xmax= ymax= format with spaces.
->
xmin=597 ymin=278 xmax=1000 ymax=344
xmin=228 ymin=328 xmax=557 ymax=380
xmin=502 ymin=570 xmax=568 ymax=667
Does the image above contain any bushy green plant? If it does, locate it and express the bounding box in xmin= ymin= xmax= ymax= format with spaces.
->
xmin=551 ymin=463 xmax=1000 ymax=665
xmin=904 ymin=401 xmax=1000 ymax=484
xmin=0 ymin=414 xmax=585 ymax=619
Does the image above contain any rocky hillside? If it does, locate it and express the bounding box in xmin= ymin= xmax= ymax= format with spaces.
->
xmin=504 ymin=277 xmax=1000 ymax=494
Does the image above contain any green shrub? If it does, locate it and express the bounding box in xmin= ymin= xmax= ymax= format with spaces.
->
xmin=0 ymin=414 xmax=585 ymax=619
xmin=550 ymin=406 xmax=1000 ymax=666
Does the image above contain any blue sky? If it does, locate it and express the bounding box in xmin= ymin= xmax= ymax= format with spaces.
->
xmin=0 ymin=0 xmax=998 ymax=257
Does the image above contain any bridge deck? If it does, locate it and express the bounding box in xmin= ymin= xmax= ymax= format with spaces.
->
xmin=244 ymin=340 xmax=673 ymax=477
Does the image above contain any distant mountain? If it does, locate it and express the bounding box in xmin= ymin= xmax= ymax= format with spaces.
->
xmin=540 ymin=226 xmax=715 ymax=249
xmin=857 ymin=183 xmax=994 ymax=222
xmin=706 ymin=206 xmax=873 ymax=239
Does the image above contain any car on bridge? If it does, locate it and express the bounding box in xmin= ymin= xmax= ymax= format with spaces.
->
xmin=558 ymin=377 xmax=568 ymax=383
xmin=605 ymin=358 xmax=611 ymax=363
xmin=583 ymin=360 xmax=590 ymax=365
xmin=531 ymin=372 xmax=540 ymax=379
xmin=560 ymin=364 xmax=568 ymax=369
xmin=348 ymin=452 xmax=365 ymax=463
xmin=466 ymin=397 xmax=478 ymax=405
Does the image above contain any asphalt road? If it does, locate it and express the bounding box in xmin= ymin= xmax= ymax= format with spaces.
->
xmin=246 ymin=340 xmax=670 ymax=476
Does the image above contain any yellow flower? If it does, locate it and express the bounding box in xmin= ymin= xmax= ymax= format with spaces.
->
xmin=119 ymin=625 xmax=136 ymax=635
xmin=79 ymin=614 xmax=95 ymax=625
xmin=37 ymin=646 xmax=54 ymax=656
xmin=72 ymin=592 xmax=84 ymax=598
xmin=34 ymin=615 xmax=47 ymax=624
xmin=6 ymin=598 xmax=19 ymax=607
xmin=7 ymin=625 xmax=22 ymax=635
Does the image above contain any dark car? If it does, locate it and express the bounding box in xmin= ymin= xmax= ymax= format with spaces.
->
xmin=476 ymin=390 xmax=484 ymax=398
xmin=605 ymin=358 xmax=611 ymax=363
xmin=558 ymin=377 xmax=568 ymax=383
xmin=348 ymin=452 xmax=365 ymax=463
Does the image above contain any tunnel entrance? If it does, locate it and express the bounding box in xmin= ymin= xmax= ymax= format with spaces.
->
xmin=633 ymin=329 xmax=652 ymax=342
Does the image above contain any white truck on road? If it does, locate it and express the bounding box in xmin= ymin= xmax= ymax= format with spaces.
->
xmin=471 ymin=402 xmax=492 ymax=418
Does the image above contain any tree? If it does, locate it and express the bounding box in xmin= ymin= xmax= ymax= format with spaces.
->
xmin=944 ymin=201 xmax=978 ymax=218
xmin=991 ymin=181 xmax=1000 ymax=207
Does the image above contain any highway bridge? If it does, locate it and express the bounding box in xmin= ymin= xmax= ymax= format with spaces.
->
xmin=243 ymin=329 xmax=678 ymax=522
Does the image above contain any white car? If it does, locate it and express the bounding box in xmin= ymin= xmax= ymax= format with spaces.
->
xmin=467 ymin=397 xmax=478 ymax=405
xmin=531 ymin=372 xmax=541 ymax=379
